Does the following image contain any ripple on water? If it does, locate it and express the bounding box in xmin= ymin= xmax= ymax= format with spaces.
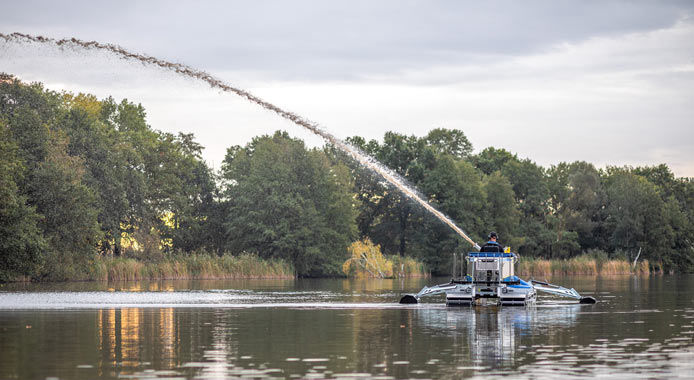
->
xmin=332 ymin=373 xmax=373 ymax=378
xmin=1 ymin=276 xmax=693 ymax=380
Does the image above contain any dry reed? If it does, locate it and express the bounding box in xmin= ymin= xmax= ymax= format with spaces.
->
xmin=517 ymin=256 xmax=649 ymax=277
xmin=88 ymin=253 xmax=294 ymax=282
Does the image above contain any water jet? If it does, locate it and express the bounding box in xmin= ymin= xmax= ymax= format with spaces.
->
xmin=0 ymin=32 xmax=480 ymax=250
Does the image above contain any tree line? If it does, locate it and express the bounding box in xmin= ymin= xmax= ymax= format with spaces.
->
xmin=1 ymin=76 xmax=692 ymax=280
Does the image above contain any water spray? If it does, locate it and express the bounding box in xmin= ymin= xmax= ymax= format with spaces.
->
xmin=0 ymin=32 xmax=481 ymax=250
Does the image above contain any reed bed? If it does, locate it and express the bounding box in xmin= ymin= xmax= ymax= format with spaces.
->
xmin=88 ymin=253 xmax=294 ymax=282
xmin=517 ymin=256 xmax=649 ymax=277
xmin=390 ymin=256 xmax=429 ymax=278
xmin=343 ymin=254 xmax=429 ymax=279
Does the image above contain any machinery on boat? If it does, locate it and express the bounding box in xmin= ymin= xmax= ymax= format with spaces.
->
xmin=399 ymin=250 xmax=596 ymax=306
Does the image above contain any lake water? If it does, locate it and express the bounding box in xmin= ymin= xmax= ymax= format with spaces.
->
xmin=0 ymin=276 xmax=692 ymax=379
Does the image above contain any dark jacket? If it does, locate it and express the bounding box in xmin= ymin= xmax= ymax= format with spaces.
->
xmin=480 ymin=240 xmax=503 ymax=252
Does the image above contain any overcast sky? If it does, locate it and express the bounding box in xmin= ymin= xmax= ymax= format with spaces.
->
xmin=1 ymin=0 xmax=693 ymax=176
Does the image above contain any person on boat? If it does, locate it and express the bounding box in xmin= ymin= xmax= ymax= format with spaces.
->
xmin=480 ymin=232 xmax=504 ymax=252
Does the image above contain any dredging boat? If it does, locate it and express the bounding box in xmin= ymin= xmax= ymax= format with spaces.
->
xmin=399 ymin=250 xmax=596 ymax=306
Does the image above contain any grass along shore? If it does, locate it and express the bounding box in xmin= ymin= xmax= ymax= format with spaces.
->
xmin=21 ymin=253 xmax=295 ymax=282
xmin=6 ymin=251 xmax=652 ymax=283
xmin=516 ymin=256 xmax=650 ymax=277
xmin=94 ymin=254 xmax=294 ymax=281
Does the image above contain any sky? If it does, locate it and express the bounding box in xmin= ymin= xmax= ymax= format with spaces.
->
xmin=1 ymin=0 xmax=693 ymax=176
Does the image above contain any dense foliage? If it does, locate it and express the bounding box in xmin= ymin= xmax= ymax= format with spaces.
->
xmin=342 ymin=134 xmax=694 ymax=273
xmin=0 ymin=77 xmax=218 ymax=280
xmin=221 ymin=132 xmax=357 ymax=276
xmin=1 ymin=76 xmax=692 ymax=280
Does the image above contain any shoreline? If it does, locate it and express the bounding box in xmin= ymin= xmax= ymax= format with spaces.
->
xmin=3 ymin=253 xmax=295 ymax=283
xmin=1 ymin=256 xmax=660 ymax=284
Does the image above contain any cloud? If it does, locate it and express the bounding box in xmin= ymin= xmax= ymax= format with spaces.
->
xmin=3 ymin=1 xmax=693 ymax=79
xmin=1 ymin=1 xmax=693 ymax=176
xmin=248 ymin=18 xmax=694 ymax=175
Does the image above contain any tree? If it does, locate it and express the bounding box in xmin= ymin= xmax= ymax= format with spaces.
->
xmin=603 ymin=169 xmax=672 ymax=267
xmin=472 ymin=147 xmax=517 ymax=176
xmin=222 ymin=131 xmax=357 ymax=276
xmin=425 ymin=128 xmax=473 ymax=159
xmin=60 ymin=104 xmax=130 ymax=255
xmin=414 ymin=157 xmax=486 ymax=273
xmin=483 ymin=171 xmax=520 ymax=248
xmin=96 ymin=99 xmax=218 ymax=256
xmin=548 ymin=162 xmax=606 ymax=251
xmin=161 ymin=135 xmax=218 ymax=254
xmin=632 ymin=164 xmax=682 ymax=200
xmin=344 ymin=130 xmax=485 ymax=274
xmin=1 ymin=78 xmax=100 ymax=278
xmin=501 ymin=158 xmax=554 ymax=257
xmin=4 ymin=74 xmax=694 ymax=276
xmin=28 ymin=131 xmax=101 ymax=274
xmin=346 ymin=132 xmax=428 ymax=257
xmin=0 ymin=123 xmax=45 ymax=280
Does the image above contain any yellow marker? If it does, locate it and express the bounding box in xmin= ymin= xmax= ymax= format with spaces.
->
xmin=504 ymin=246 xmax=511 ymax=253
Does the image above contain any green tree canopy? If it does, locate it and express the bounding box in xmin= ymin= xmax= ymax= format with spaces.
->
xmin=0 ymin=122 xmax=45 ymax=280
xmin=221 ymin=131 xmax=357 ymax=276
xmin=2 ymin=75 xmax=694 ymax=278
xmin=483 ymin=171 xmax=520 ymax=248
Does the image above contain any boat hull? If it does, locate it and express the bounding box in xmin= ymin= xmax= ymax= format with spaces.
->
xmin=444 ymin=281 xmax=537 ymax=306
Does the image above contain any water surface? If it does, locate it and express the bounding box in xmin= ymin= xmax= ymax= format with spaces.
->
xmin=0 ymin=276 xmax=692 ymax=379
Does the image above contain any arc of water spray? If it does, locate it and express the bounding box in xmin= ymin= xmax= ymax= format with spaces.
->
xmin=0 ymin=32 xmax=481 ymax=250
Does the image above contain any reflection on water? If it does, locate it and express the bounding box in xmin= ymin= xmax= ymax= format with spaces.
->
xmin=0 ymin=276 xmax=692 ymax=379
xmin=96 ymin=308 xmax=178 ymax=374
